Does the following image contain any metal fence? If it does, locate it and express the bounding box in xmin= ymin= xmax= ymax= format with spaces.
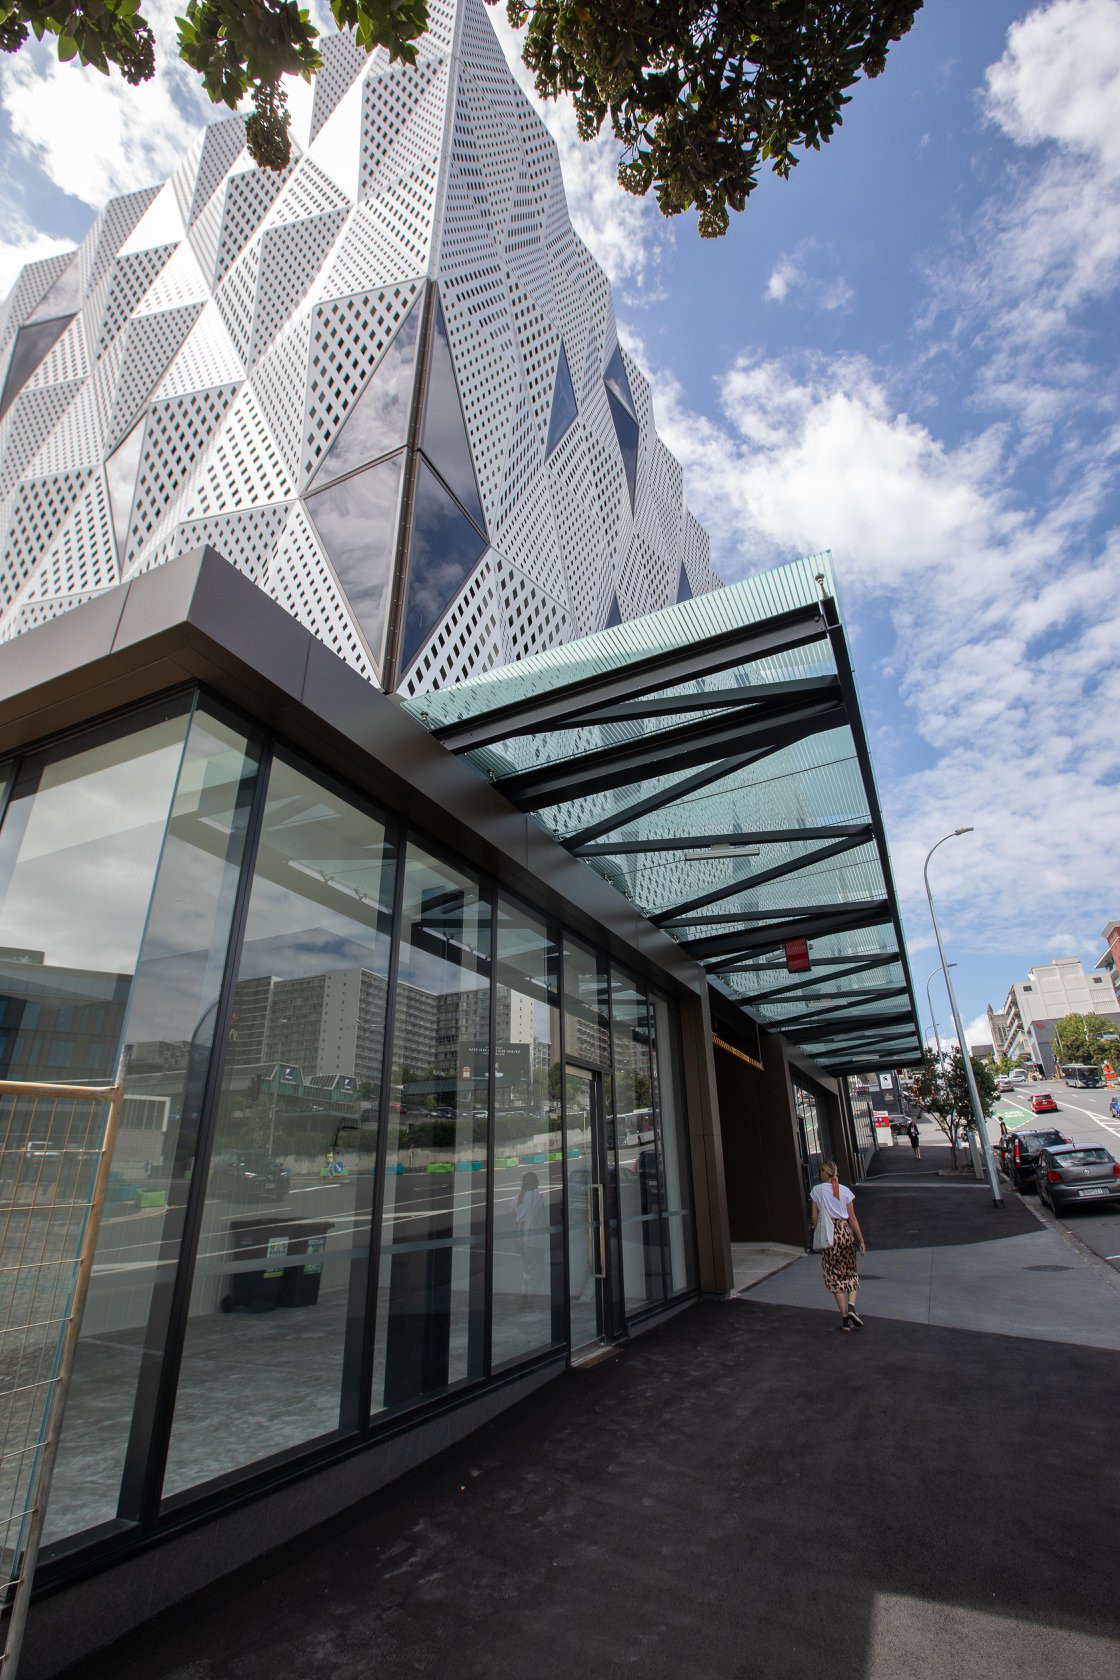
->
xmin=0 ymin=1072 xmax=125 ymax=1680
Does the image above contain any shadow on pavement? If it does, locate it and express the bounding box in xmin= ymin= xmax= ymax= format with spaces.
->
xmin=49 ymin=1293 xmax=1120 ymax=1680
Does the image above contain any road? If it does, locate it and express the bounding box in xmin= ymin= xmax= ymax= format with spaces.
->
xmin=988 ymin=1082 xmax=1120 ymax=1274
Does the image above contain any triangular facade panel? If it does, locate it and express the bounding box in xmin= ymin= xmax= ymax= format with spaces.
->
xmin=304 ymin=450 xmax=405 ymax=674
xmin=420 ymin=294 xmax=486 ymax=533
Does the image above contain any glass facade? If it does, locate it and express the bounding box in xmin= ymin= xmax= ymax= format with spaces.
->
xmin=0 ymin=690 xmax=697 ymax=1567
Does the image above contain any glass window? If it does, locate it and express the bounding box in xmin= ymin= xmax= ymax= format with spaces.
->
xmin=545 ymin=345 xmax=578 ymax=458
xmin=490 ymin=898 xmax=562 ymax=1369
xmin=305 ymin=451 xmax=405 ymax=675
xmin=651 ymin=994 xmax=696 ymax=1296
xmin=0 ymin=699 xmax=193 ymax=1088
xmin=0 ymin=700 xmax=261 ymax=1547
xmin=402 ymin=459 xmax=488 ymax=668
xmin=606 ymin=387 xmax=638 ymax=509
xmin=0 ymin=315 xmax=75 ymax=419
xmin=311 ymin=299 xmax=420 ymax=489
xmin=372 ymin=842 xmax=490 ymax=1414
xmin=106 ymin=416 xmax=146 ymax=558
xmin=562 ymin=938 xmax=610 ymax=1067
xmin=161 ymin=755 xmax=396 ymax=1500
xmin=603 ymin=344 xmax=635 ymax=417
xmin=420 ymin=294 xmax=486 ymax=532
xmin=611 ymin=970 xmax=664 ymax=1314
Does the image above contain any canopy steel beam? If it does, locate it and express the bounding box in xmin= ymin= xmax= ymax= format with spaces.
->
xmin=496 ymin=695 xmax=846 ymax=810
xmin=782 ymin=1010 xmax=915 ymax=1043
xmin=572 ymin=822 xmax=871 ymax=857
xmin=562 ymin=738 xmax=799 ymax=850
xmin=687 ymin=899 xmax=892 ymax=962
xmin=756 ymin=986 xmax=909 ymax=1024
xmin=429 ymin=603 xmax=829 ymax=752
xmin=541 ymin=675 xmax=842 ymax=728
xmin=652 ymin=827 xmax=874 ymax=925
xmin=734 ymin=954 xmax=902 ymax=1003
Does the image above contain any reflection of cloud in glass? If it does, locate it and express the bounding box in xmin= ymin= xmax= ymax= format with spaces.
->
xmin=403 ymin=461 xmax=488 ymax=666
xmin=305 ymin=453 xmax=404 ymax=670
xmin=0 ymin=723 xmax=186 ymax=971
xmin=421 ymin=298 xmax=485 ymax=529
xmin=313 ymin=302 xmax=420 ymax=487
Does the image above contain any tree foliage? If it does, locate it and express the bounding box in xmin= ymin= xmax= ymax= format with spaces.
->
xmin=1051 ymin=1011 xmax=1120 ymax=1069
xmin=911 ymin=1048 xmax=994 ymax=1170
xmin=0 ymin=1 xmax=921 ymax=217
xmin=497 ymin=1 xmax=923 ymax=235
xmin=0 ymin=0 xmax=430 ymax=170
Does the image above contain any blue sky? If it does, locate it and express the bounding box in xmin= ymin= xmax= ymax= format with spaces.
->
xmin=1 ymin=0 xmax=1118 ymax=1050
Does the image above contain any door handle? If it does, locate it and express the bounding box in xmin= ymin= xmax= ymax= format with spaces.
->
xmin=592 ymin=1181 xmax=606 ymax=1280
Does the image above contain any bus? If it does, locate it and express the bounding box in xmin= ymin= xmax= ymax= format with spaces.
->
xmin=1062 ymin=1063 xmax=1102 ymax=1088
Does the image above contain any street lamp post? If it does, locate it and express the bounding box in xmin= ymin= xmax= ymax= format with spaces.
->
xmin=923 ymin=829 xmax=1003 ymax=1208
xmin=924 ymin=961 xmax=956 ymax=1060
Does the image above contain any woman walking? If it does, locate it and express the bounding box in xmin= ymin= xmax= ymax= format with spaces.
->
xmin=906 ymin=1117 xmax=921 ymax=1160
xmin=809 ymin=1160 xmax=867 ymax=1332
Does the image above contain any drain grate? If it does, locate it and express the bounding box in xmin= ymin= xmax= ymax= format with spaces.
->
xmin=1026 ymin=1264 xmax=1072 ymax=1272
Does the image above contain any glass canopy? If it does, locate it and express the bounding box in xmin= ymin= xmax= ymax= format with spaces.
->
xmin=405 ymin=555 xmax=921 ymax=1073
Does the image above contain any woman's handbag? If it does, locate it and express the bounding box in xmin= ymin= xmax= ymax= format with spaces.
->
xmin=812 ymin=1199 xmax=835 ymax=1251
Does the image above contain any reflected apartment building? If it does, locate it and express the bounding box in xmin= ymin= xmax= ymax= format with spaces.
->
xmin=0 ymin=3 xmax=921 ymax=1671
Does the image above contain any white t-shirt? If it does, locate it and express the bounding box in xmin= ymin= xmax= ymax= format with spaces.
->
xmin=811 ymin=1182 xmax=854 ymax=1220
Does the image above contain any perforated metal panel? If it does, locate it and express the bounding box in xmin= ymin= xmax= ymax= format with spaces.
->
xmin=0 ymin=0 xmax=718 ymax=693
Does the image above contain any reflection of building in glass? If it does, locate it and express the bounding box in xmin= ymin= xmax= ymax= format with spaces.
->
xmin=0 ymin=951 xmax=130 ymax=1080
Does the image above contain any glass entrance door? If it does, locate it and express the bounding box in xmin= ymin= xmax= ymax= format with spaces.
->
xmin=564 ymin=1064 xmax=610 ymax=1354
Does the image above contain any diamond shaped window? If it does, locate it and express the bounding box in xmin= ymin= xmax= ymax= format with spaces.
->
xmin=0 ymin=316 xmax=75 ymax=420
xmin=545 ymin=344 xmax=578 ymax=457
xmin=420 ymin=293 xmax=486 ymax=534
xmin=606 ymin=388 xmax=639 ymax=509
xmin=312 ymin=299 xmax=420 ymax=489
xmin=403 ymin=458 xmax=488 ymax=669
xmin=105 ymin=416 xmax=147 ymax=559
xmin=604 ymin=344 xmax=635 ymax=417
xmin=305 ymin=451 xmax=405 ymax=676
xmin=676 ymin=564 xmax=693 ymax=604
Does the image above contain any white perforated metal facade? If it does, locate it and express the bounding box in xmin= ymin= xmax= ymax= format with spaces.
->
xmin=0 ymin=0 xmax=719 ymax=691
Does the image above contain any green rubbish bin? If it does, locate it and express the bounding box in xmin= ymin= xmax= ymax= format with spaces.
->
xmin=221 ymin=1218 xmax=291 ymax=1313
xmin=279 ymin=1222 xmax=333 ymax=1309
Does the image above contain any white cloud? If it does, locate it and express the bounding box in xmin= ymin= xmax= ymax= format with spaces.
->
xmin=0 ymin=4 xmax=212 ymax=211
xmin=0 ymin=218 xmax=73 ymax=297
xmin=984 ymin=0 xmax=1120 ymax=176
xmin=765 ymin=257 xmax=798 ymax=302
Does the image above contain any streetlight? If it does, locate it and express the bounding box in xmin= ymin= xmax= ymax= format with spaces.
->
xmin=923 ymin=829 xmax=1003 ymax=1208
xmin=924 ymin=961 xmax=956 ymax=1060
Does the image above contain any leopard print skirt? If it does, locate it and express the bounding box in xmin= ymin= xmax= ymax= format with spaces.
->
xmin=821 ymin=1218 xmax=859 ymax=1295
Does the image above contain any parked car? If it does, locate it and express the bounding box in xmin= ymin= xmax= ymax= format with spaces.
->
xmin=1000 ymin=1127 xmax=1070 ymax=1192
xmin=1035 ymin=1144 xmax=1120 ymax=1213
xmin=208 ymin=1149 xmax=291 ymax=1204
xmin=1029 ymin=1092 xmax=1059 ymax=1114
xmin=889 ymin=1114 xmax=911 ymax=1136
xmin=1109 ymin=1096 xmax=1120 ymax=1120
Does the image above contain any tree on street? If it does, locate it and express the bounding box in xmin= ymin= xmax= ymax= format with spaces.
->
xmin=912 ymin=1048 xmax=995 ymax=1170
xmin=1050 ymin=1011 xmax=1120 ymax=1070
xmin=0 ymin=0 xmax=923 ymax=216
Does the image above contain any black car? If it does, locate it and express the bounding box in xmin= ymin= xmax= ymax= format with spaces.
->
xmin=208 ymin=1148 xmax=292 ymax=1203
xmin=1035 ymin=1144 xmax=1120 ymax=1213
xmin=999 ymin=1127 xmax=1070 ymax=1192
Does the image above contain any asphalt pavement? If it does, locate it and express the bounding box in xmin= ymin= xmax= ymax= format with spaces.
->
xmin=40 ymin=1137 xmax=1120 ymax=1680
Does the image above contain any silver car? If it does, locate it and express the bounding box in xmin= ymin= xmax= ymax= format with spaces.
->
xmin=1035 ymin=1144 xmax=1120 ymax=1213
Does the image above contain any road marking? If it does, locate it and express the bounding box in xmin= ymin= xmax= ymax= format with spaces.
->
xmin=1051 ymin=1097 xmax=1120 ymax=1139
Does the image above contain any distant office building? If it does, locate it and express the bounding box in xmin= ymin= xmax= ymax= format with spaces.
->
xmin=986 ymin=1006 xmax=1008 ymax=1058
xmin=1096 ymin=922 xmax=1120 ymax=1005
xmin=995 ymin=958 xmax=1120 ymax=1075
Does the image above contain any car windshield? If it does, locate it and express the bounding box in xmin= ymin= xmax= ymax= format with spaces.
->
xmin=1053 ymin=1149 xmax=1112 ymax=1167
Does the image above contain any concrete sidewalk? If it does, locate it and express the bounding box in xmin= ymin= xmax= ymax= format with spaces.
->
xmin=40 ymin=1144 xmax=1120 ymax=1680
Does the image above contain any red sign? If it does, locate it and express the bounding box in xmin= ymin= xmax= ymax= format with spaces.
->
xmin=784 ymin=938 xmax=810 ymax=972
